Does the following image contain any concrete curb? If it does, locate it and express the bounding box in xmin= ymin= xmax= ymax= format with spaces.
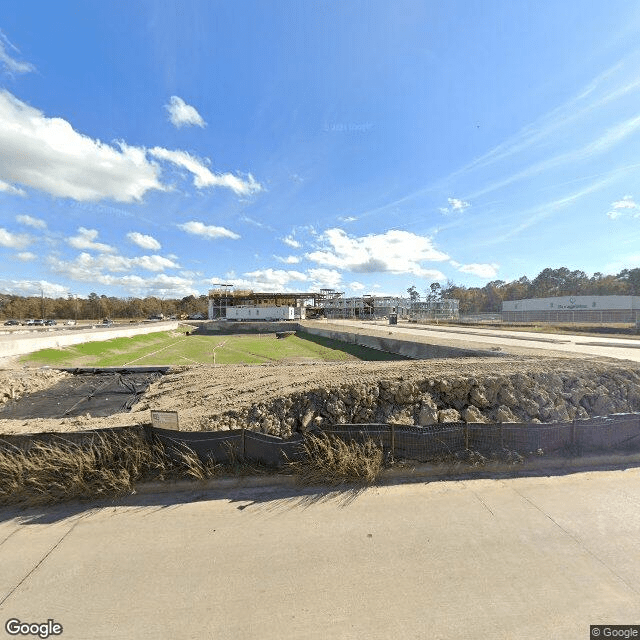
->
xmin=131 ymin=452 xmax=640 ymax=496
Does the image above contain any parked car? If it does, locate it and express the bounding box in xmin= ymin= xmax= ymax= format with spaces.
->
xmin=23 ymin=319 xmax=35 ymax=326
xmin=33 ymin=319 xmax=44 ymax=326
xmin=187 ymin=313 xmax=205 ymax=320
xmin=101 ymin=318 xmax=113 ymax=327
xmin=3 ymin=319 xmax=19 ymax=326
xmin=66 ymin=319 xmax=76 ymax=325
xmin=44 ymin=319 xmax=57 ymax=326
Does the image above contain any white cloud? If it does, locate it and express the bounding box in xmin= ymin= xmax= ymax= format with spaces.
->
xmin=349 ymin=281 xmax=365 ymax=291
xmin=0 ymin=227 xmax=30 ymax=249
xmin=0 ymin=31 xmax=35 ymax=75
xmin=306 ymin=228 xmax=449 ymax=277
xmin=0 ymin=90 xmax=260 ymax=204
xmin=282 ymin=235 xmax=301 ymax=248
xmin=51 ymin=252 xmax=179 ymax=277
xmin=339 ymin=216 xmax=358 ymax=222
xmin=177 ymin=221 xmax=240 ymax=240
xmin=0 ymin=179 xmax=25 ymax=196
xmin=308 ymin=268 xmax=343 ymax=290
xmin=165 ymin=96 xmax=206 ymax=129
xmin=0 ymin=90 xmax=166 ymax=202
xmin=274 ymin=255 xmax=301 ymax=264
xmin=16 ymin=251 xmax=36 ymax=261
xmin=16 ymin=214 xmax=46 ymax=229
xmin=127 ymin=231 xmax=161 ymax=251
xmin=0 ymin=279 xmax=68 ymax=297
xmin=457 ymin=263 xmax=499 ymax=278
xmin=47 ymin=255 xmax=193 ymax=296
xmin=149 ymin=147 xmax=261 ymax=196
xmin=218 ymin=269 xmax=308 ymax=292
xmin=68 ymin=227 xmax=115 ymax=253
xmin=240 ymin=216 xmax=274 ymax=231
xmin=132 ymin=255 xmax=180 ymax=272
xmin=607 ymin=195 xmax=640 ymax=219
xmin=448 ymin=198 xmax=470 ymax=211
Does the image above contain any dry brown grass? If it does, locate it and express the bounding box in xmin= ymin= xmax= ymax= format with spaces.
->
xmin=0 ymin=431 xmax=171 ymax=506
xmin=288 ymin=433 xmax=384 ymax=486
xmin=0 ymin=430 xmax=239 ymax=506
xmin=0 ymin=431 xmax=287 ymax=505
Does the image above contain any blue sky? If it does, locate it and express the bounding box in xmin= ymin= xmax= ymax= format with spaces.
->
xmin=2 ymin=1 xmax=640 ymax=299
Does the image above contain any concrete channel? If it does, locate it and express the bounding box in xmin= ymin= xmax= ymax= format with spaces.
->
xmin=0 ymin=321 xmax=179 ymax=358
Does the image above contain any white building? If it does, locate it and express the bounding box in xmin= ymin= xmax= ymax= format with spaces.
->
xmin=502 ymin=295 xmax=640 ymax=322
xmin=224 ymin=306 xmax=298 ymax=321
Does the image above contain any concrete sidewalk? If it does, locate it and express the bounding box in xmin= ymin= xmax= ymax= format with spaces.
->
xmin=1 ymin=470 xmax=639 ymax=639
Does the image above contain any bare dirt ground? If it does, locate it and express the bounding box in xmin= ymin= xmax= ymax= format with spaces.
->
xmin=2 ymin=355 xmax=640 ymax=436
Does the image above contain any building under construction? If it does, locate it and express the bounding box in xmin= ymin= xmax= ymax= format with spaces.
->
xmin=208 ymin=287 xmax=458 ymax=321
xmin=209 ymin=285 xmax=458 ymax=320
xmin=208 ymin=287 xmax=336 ymax=320
xmin=317 ymin=294 xmax=459 ymax=320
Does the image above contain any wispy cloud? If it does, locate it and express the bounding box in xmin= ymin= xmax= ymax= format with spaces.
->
xmin=439 ymin=197 xmax=470 ymax=214
xmin=482 ymin=176 xmax=617 ymax=245
xmin=239 ymin=215 xmax=275 ymax=231
xmin=177 ymin=220 xmax=240 ymax=240
xmin=127 ymin=231 xmax=161 ymax=251
xmin=68 ymin=227 xmax=115 ymax=253
xmin=165 ymin=96 xmax=206 ymax=129
xmin=0 ymin=228 xmax=30 ymax=249
xmin=457 ymin=263 xmax=499 ymax=278
xmin=0 ymin=179 xmax=25 ymax=196
xmin=274 ymin=255 xmax=301 ymax=264
xmin=607 ymin=194 xmax=640 ymax=219
xmin=149 ymin=147 xmax=261 ymax=196
xmin=0 ymin=31 xmax=35 ymax=75
xmin=282 ymin=234 xmax=301 ymax=248
xmin=16 ymin=214 xmax=46 ymax=229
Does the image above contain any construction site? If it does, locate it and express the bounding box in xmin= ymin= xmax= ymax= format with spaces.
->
xmin=207 ymin=286 xmax=459 ymax=321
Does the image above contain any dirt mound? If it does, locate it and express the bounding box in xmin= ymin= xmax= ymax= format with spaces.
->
xmin=0 ymin=368 xmax=70 ymax=407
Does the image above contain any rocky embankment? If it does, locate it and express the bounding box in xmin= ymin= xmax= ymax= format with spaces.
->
xmin=3 ymin=357 xmax=640 ymax=436
xmin=205 ymin=361 xmax=640 ymax=438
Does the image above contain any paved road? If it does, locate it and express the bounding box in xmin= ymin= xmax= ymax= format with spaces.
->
xmin=1 ymin=470 xmax=639 ymax=639
xmin=338 ymin=319 xmax=640 ymax=362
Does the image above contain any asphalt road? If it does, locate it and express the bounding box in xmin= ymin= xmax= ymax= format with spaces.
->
xmin=1 ymin=470 xmax=639 ymax=639
xmin=338 ymin=319 xmax=640 ymax=362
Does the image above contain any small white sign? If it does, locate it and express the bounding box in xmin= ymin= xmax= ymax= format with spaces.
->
xmin=151 ymin=410 xmax=179 ymax=430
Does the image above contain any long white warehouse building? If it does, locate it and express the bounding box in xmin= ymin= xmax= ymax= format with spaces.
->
xmin=502 ymin=295 xmax=640 ymax=322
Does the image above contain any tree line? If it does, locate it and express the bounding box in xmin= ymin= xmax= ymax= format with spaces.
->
xmin=0 ymin=293 xmax=209 ymax=321
xmin=411 ymin=267 xmax=640 ymax=314
xmin=3 ymin=266 xmax=640 ymax=320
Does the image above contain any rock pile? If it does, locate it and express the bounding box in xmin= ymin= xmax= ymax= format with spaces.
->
xmin=211 ymin=367 xmax=640 ymax=438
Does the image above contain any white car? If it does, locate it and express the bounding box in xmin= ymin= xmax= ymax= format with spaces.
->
xmin=66 ymin=320 xmax=76 ymax=325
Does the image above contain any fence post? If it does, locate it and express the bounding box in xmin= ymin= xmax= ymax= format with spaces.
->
xmin=499 ymin=425 xmax=503 ymax=449
xmin=465 ymin=424 xmax=469 ymax=450
xmin=241 ymin=428 xmax=246 ymax=461
xmin=390 ymin=424 xmax=395 ymax=460
xmin=570 ymin=420 xmax=576 ymax=449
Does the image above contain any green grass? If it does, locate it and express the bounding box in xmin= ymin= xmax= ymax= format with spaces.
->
xmin=21 ymin=329 xmax=406 ymax=367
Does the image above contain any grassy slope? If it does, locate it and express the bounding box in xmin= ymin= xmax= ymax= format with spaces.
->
xmin=20 ymin=330 xmax=405 ymax=367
